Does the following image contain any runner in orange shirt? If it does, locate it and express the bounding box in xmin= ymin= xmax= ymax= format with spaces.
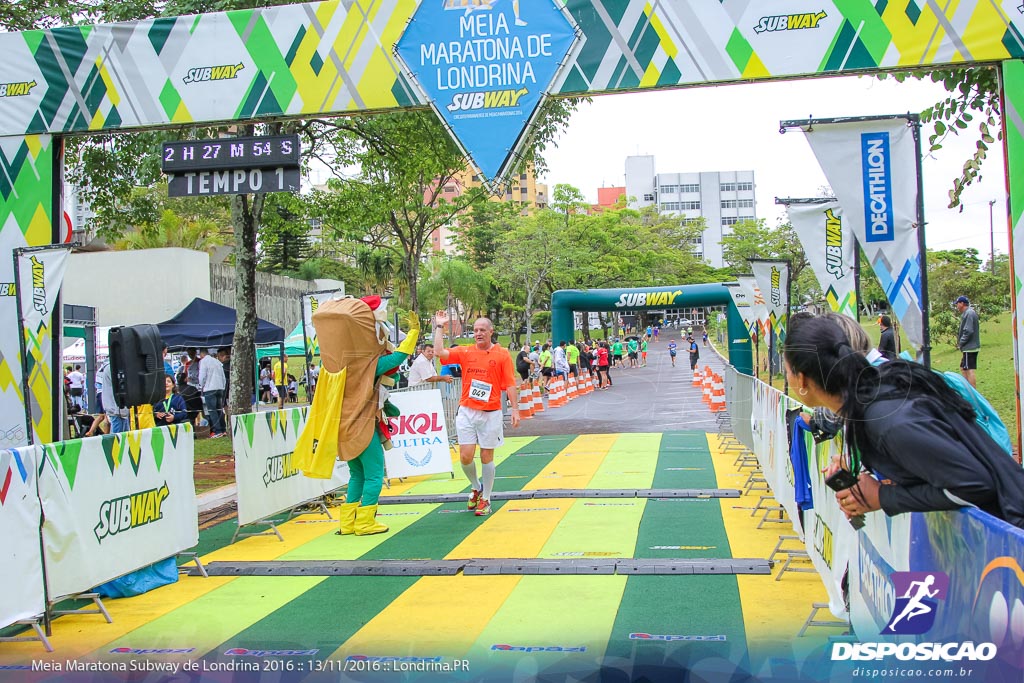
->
xmin=433 ymin=311 xmax=520 ymax=516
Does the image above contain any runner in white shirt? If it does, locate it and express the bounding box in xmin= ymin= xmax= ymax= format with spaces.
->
xmin=67 ymin=365 xmax=86 ymax=410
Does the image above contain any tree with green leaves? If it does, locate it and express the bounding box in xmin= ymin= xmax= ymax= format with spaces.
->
xmin=418 ymin=256 xmax=490 ymax=335
xmin=721 ymin=218 xmax=811 ymax=301
xmin=258 ymin=193 xmax=314 ymax=275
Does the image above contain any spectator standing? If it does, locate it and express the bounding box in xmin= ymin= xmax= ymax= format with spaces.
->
xmin=611 ymin=338 xmax=624 ymax=369
xmin=177 ymin=374 xmax=203 ymax=427
xmin=409 ymin=344 xmax=453 ymax=387
xmin=99 ymin=360 xmax=130 ymax=433
xmin=162 ymin=345 xmax=174 ymax=377
xmin=514 ymin=345 xmax=534 ymax=383
xmin=273 ymin=353 xmax=289 ymax=409
xmin=877 ymin=315 xmax=897 ymax=362
xmin=553 ymin=341 xmax=570 ymax=380
xmin=688 ymin=335 xmax=700 ymax=373
xmin=595 ymin=341 xmax=612 ymax=389
xmin=955 ymin=296 xmax=980 ymax=387
xmin=185 ymin=348 xmax=200 ymax=388
xmin=538 ymin=343 xmax=553 ymax=391
xmin=218 ymin=348 xmax=232 ymax=405
xmin=198 ymin=348 xmax=227 ymax=437
xmin=67 ymin=364 xmax=86 ymax=411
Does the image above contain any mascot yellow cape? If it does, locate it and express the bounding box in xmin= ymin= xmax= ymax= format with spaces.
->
xmin=293 ymin=295 xmax=418 ymax=536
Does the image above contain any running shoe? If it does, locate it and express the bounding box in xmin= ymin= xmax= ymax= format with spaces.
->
xmin=467 ymin=488 xmax=482 ymax=510
xmin=475 ymin=498 xmax=491 ymax=516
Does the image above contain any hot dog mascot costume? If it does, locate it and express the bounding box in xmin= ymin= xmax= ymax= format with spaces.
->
xmin=293 ymin=295 xmax=419 ymax=536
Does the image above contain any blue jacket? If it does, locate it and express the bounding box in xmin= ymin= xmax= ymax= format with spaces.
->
xmin=152 ymin=393 xmax=189 ymax=424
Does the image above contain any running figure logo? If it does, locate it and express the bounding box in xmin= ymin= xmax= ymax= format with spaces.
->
xmin=882 ymin=571 xmax=949 ymax=635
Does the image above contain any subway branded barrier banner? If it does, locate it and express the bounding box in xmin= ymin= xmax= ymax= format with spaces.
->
xmin=232 ymin=407 xmax=350 ymax=527
xmin=750 ymin=380 xmax=802 ymax=538
xmin=0 ymin=135 xmax=54 ymax=452
xmin=0 ymin=446 xmax=44 ymax=629
xmin=725 ymin=282 xmax=758 ymax=342
xmin=384 ymin=390 xmax=453 ymax=480
xmin=17 ymin=246 xmax=70 ymax=445
xmin=737 ymin=275 xmax=768 ymax=340
xmin=799 ymin=118 xmax=925 ymax=351
xmin=787 ymin=200 xmax=858 ymax=319
xmin=749 ymin=260 xmax=789 ymax=341
xmin=37 ymin=426 xmax=197 ymax=599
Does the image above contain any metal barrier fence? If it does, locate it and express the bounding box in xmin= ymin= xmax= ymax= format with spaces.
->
xmin=391 ymin=379 xmax=462 ymax=444
xmin=723 ymin=365 xmax=754 ymax=452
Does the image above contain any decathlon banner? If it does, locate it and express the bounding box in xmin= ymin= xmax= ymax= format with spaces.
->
xmin=15 ymin=246 xmax=70 ymax=446
xmin=737 ymin=275 xmax=768 ymax=340
xmin=383 ymin=390 xmax=453 ymax=480
xmin=787 ymin=201 xmax=858 ymax=319
xmin=750 ymin=380 xmax=802 ymax=538
xmin=232 ymin=407 xmax=350 ymax=527
xmin=749 ymin=260 xmax=789 ymax=341
xmin=37 ymin=426 xmax=197 ymax=599
xmin=0 ymin=446 xmax=45 ymax=628
xmin=798 ymin=118 xmax=924 ymax=349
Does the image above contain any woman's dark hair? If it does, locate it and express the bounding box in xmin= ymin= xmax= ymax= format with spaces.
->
xmin=165 ymin=373 xmax=178 ymax=394
xmin=784 ymin=316 xmax=974 ymax=464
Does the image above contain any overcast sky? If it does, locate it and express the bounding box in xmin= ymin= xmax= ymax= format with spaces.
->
xmin=538 ymin=74 xmax=1006 ymax=261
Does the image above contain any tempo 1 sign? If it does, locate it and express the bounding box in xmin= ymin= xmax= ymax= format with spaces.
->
xmin=167 ymin=167 xmax=300 ymax=197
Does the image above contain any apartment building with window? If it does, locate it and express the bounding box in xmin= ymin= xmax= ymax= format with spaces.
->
xmin=624 ymin=155 xmax=756 ymax=267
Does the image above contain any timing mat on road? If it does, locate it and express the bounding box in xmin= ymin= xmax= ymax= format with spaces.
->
xmin=0 ymin=432 xmax=830 ymax=676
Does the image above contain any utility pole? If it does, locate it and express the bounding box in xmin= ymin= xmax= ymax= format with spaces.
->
xmin=989 ymin=199 xmax=997 ymax=274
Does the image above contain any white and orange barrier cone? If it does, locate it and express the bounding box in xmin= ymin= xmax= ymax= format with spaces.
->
xmin=518 ymin=382 xmax=534 ymax=418
xmin=533 ymin=382 xmax=545 ymax=413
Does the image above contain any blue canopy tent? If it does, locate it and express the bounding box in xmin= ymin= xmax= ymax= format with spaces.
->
xmin=157 ymin=298 xmax=285 ymax=348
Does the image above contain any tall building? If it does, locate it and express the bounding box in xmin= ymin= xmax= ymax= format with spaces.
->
xmin=428 ymin=165 xmax=549 ymax=255
xmin=589 ymin=186 xmax=625 ymax=214
xmin=624 ymin=155 xmax=756 ymax=267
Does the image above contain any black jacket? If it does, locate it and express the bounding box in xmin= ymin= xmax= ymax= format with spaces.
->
xmin=860 ymin=396 xmax=1024 ymax=528
xmin=878 ymin=327 xmax=897 ymax=361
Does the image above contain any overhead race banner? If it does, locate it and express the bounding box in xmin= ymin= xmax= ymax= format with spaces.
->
xmin=384 ymin=390 xmax=453 ymax=480
xmin=232 ymin=407 xmax=350 ymax=527
xmin=750 ymin=260 xmax=789 ymax=341
xmin=37 ymin=426 xmax=198 ymax=599
xmin=16 ymin=247 xmax=70 ymax=445
xmin=787 ymin=201 xmax=858 ymax=319
xmin=0 ymin=446 xmax=45 ymax=628
xmin=394 ymin=0 xmax=578 ymax=182
xmin=798 ymin=118 xmax=924 ymax=349
xmin=737 ymin=275 xmax=768 ymax=340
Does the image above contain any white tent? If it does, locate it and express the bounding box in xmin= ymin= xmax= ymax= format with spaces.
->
xmin=62 ymin=327 xmax=113 ymax=364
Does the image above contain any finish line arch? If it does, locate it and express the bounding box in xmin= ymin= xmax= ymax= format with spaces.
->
xmin=551 ymin=284 xmax=752 ymax=375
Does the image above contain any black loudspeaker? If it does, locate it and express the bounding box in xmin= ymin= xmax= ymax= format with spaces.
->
xmin=108 ymin=324 xmax=165 ymax=408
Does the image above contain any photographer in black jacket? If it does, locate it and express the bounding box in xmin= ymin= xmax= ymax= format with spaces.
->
xmin=783 ymin=315 xmax=1024 ymax=528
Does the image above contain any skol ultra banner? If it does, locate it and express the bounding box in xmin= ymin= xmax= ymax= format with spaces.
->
xmin=0 ymin=446 xmax=45 ymax=629
xmin=750 ymin=260 xmax=789 ymax=341
xmin=232 ymin=406 xmax=349 ymax=527
xmin=737 ymin=275 xmax=769 ymax=341
xmin=16 ymin=246 xmax=69 ymax=445
xmin=787 ymin=201 xmax=858 ymax=319
xmin=798 ymin=118 xmax=924 ymax=349
xmin=37 ymin=426 xmax=198 ymax=598
xmin=384 ymin=390 xmax=453 ymax=480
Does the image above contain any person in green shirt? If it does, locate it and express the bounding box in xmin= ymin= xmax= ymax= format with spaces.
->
xmin=611 ymin=339 xmax=624 ymax=368
xmin=626 ymin=337 xmax=639 ymax=368
xmin=641 ymin=338 xmax=648 ymax=367
xmin=538 ymin=343 xmax=554 ymax=392
xmin=565 ymin=341 xmax=580 ymax=378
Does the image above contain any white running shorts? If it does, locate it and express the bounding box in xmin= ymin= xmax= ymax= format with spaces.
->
xmin=456 ymin=405 xmax=505 ymax=450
